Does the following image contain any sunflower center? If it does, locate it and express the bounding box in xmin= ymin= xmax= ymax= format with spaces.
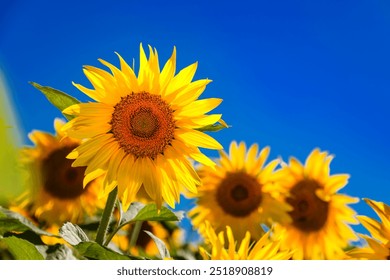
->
xmin=231 ymin=185 xmax=249 ymax=201
xmin=111 ymin=92 xmax=175 ymax=159
xmin=216 ymin=172 xmax=262 ymax=217
xmin=287 ymin=179 xmax=329 ymax=232
xmin=131 ymin=110 xmax=158 ymax=138
xmin=42 ymin=145 xmax=87 ymax=199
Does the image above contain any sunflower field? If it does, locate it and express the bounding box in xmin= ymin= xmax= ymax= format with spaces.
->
xmin=1 ymin=45 xmax=389 ymax=261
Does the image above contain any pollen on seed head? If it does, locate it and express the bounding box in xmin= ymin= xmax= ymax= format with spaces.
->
xmin=111 ymin=91 xmax=175 ymax=159
xmin=216 ymin=172 xmax=262 ymax=217
xmin=42 ymin=145 xmax=88 ymax=199
xmin=287 ymin=179 xmax=329 ymax=232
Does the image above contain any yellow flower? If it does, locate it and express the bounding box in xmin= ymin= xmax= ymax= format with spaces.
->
xmin=19 ymin=119 xmax=105 ymax=225
xmin=274 ymin=149 xmax=359 ymax=259
xmin=190 ymin=141 xmax=291 ymax=240
xmin=200 ymin=221 xmax=292 ymax=260
xmin=112 ymin=221 xmax=168 ymax=257
xmin=62 ymin=44 xmax=223 ymax=210
xmin=347 ymin=198 xmax=390 ymax=260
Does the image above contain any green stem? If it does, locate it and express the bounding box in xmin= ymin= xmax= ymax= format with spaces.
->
xmin=103 ymin=200 xmax=123 ymax=247
xmin=103 ymin=224 xmax=122 ymax=247
xmin=129 ymin=221 xmax=143 ymax=247
xmin=95 ymin=186 xmax=118 ymax=245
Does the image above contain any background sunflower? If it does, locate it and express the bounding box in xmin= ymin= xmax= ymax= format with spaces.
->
xmin=190 ymin=141 xmax=291 ymax=240
xmin=110 ymin=221 xmax=184 ymax=258
xmin=200 ymin=221 xmax=292 ymax=260
xmin=273 ymin=149 xmax=359 ymax=259
xmin=18 ymin=119 xmax=105 ymax=226
xmin=347 ymin=199 xmax=390 ymax=260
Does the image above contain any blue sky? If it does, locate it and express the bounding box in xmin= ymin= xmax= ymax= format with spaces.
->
xmin=1 ymin=0 xmax=389 ymax=234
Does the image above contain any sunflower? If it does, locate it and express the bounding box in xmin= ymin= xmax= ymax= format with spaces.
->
xmin=62 ymin=44 xmax=223 ymax=211
xmin=347 ymin=198 xmax=390 ymax=260
xmin=190 ymin=141 xmax=291 ymax=240
xmin=19 ymin=118 xmax=105 ymax=225
xmin=200 ymin=221 xmax=292 ymax=260
xmin=273 ymin=149 xmax=359 ymax=259
xmin=111 ymin=221 xmax=177 ymax=258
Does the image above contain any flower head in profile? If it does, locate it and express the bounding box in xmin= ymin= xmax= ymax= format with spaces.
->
xmin=274 ymin=149 xmax=359 ymax=259
xmin=347 ymin=198 xmax=390 ymax=260
xmin=190 ymin=141 xmax=291 ymax=240
xmin=62 ymin=44 xmax=223 ymax=210
xmin=200 ymin=221 xmax=292 ymax=260
xmin=18 ymin=119 xmax=104 ymax=225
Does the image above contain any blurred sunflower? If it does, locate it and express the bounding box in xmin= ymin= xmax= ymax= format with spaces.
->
xmin=111 ymin=221 xmax=183 ymax=258
xmin=18 ymin=119 xmax=105 ymax=225
xmin=190 ymin=141 xmax=291 ymax=240
xmin=274 ymin=149 xmax=359 ymax=259
xmin=62 ymin=44 xmax=223 ymax=210
xmin=347 ymin=198 xmax=390 ymax=260
xmin=200 ymin=221 xmax=292 ymax=260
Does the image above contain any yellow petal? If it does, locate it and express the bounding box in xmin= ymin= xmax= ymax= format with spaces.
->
xmin=288 ymin=156 xmax=304 ymax=178
xmin=364 ymin=198 xmax=390 ymax=229
xmin=165 ymin=62 xmax=198 ymax=96
xmin=83 ymin=66 xmax=116 ymax=90
xmin=175 ymin=98 xmax=222 ymax=117
xmin=28 ymin=130 xmax=57 ymax=150
xmin=98 ymin=58 xmax=130 ymax=95
xmin=160 ymin=46 xmax=176 ymax=94
xmin=325 ymin=174 xmax=349 ymax=193
xmin=175 ymin=128 xmax=222 ymax=150
xmin=84 ymin=140 xmax=117 ymax=174
xmin=189 ymin=149 xmax=216 ymax=167
xmin=63 ymin=102 xmax=114 ymax=117
xmin=115 ymin=52 xmax=139 ymax=92
xmin=175 ymin=114 xmax=222 ymax=129
xmin=167 ymin=79 xmax=211 ymax=108
xmin=83 ymin=168 xmax=106 ymax=187
xmin=141 ymin=157 xmax=162 ymax=208
xmin=67 ymin=133 xmax=113 ymax=159
xmin=305 ymin=149 xmax=327 ymax=179
xmin=72 ymin=82 xmax=104 ymax=103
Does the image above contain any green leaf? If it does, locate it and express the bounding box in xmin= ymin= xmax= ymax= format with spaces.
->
xmin=75 ymin=241 xmax=141 ymax=260
xmin=0 ymin=236 xmax=44 ymax=260
xmin=144 ymin=230 xmax=170 ymax=259
xmin=120 ymin=202 xmax=145 ymax=224
xmin=5 ymin=230 xmax=45 ymax=246
xmin=30 ymin=82 xmax=80 ymax=120
xmin=120 ymin=203 xmax=183 ymax=226
xmin=0 ymin=207 xmax=56 ymax=237
xmin=196 ymin=119 xmax=230 ymax=132
xmin=132 ymin=204 xmax=184 ymax=223
xmin=104 ymin=203 xmax=183 ymax=247
xmin=59 ymin=222 xmax=89 ymax=245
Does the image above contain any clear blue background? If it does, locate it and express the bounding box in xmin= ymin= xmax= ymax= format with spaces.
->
xmin=1 ymin=0 xmax=389 ymax=237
